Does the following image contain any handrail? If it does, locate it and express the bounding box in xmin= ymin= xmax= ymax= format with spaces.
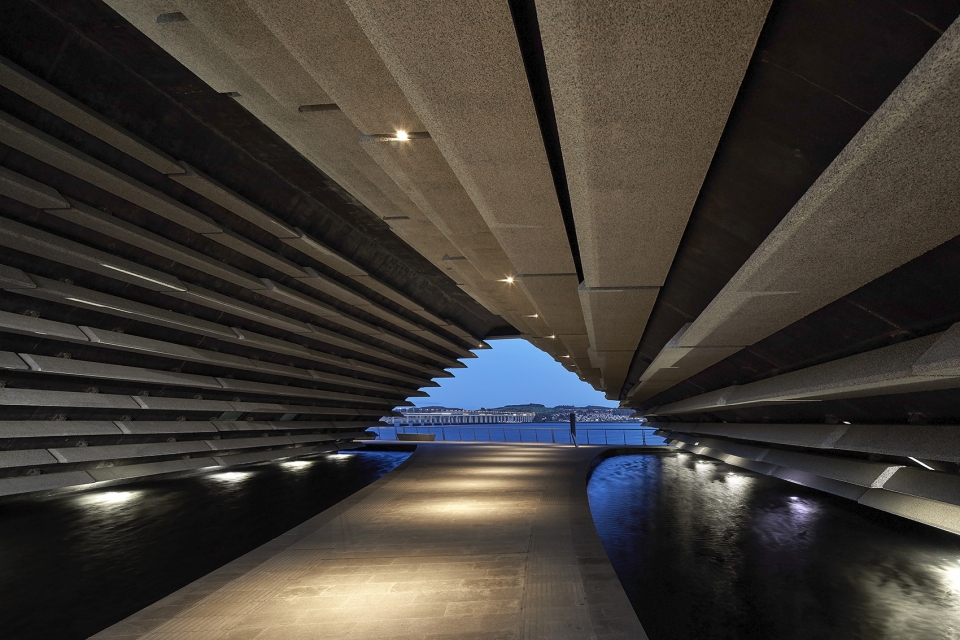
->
xmin=368 ymin=425 xmax=668 ymax=446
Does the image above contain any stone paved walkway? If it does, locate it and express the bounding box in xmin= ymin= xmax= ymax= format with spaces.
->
xmin=92 ymin=443 xmax=647 ymax=639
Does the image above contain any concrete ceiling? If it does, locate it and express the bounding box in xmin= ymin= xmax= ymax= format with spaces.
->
xmin=3 ymin=0 xmax=960 ymax=427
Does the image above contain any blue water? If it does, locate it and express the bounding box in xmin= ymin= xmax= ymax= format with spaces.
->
xmin=588 ymin=452 xmax=960 ymax=640
xmin=370 ymin=422 xmax=666 ymax=445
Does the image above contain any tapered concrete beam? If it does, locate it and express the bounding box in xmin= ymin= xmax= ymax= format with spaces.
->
xmin=0 ymin=166 xmax=69 ymax=209
xmin=633 ymin=19 xmax=960 ymax=401
xmin=344 ymin=0 xmax=574 ymax=276
xmin=579 ymin=286 xmax=658 ymax=352
xmin=243 ymin=0 xmax=423 ymax=135
xmin=360 ymin=137 xmax=516 ymax=281
xmin=649 ymin=328 xmax=960 ymax=415
xmin=537 ymin=0 xmax=770 ymax=288
xmin=516 ymin=275 xmax=586 ymax=336
xmin=0 ymin=56 xmax=184 ymax=175
xmin=626 ymin=323 xmax=740 ymax=403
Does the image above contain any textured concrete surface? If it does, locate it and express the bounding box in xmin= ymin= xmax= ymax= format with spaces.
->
xmin=344 ymin=0 xmax=573 ymax=277
xmin=104 ymin=0 xmax=589 ymax=358
xmin=538 ymin=0 xmax=770 ymax=289
xmin=628 ymin=16 xmax=960 ymax=404
xmin=650 ymin=326 xmax=960 ymax=415
xmin=677 ymin=17 xmax=960 ymax=351
xmin=92 ymin=443 xmax=646 ymax=639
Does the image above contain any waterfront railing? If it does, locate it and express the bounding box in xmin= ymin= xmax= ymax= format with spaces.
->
xmin=368 ymin=425 xmax=669 ymax=446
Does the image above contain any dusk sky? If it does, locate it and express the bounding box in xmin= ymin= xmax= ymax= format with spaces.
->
xmin=413 ymin=339 xmax=619 ymax=409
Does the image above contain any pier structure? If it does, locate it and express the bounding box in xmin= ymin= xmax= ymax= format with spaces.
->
xmin=94 ymin=443 xmax=647 ymax=640
xmin=384 ymin=409 xmax=536 ymax=426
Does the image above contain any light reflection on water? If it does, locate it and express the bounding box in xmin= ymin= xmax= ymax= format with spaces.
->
xmin=588 ymin=453 xmax=960 ymax=640
xmin=0 ymin=449 xmax=410 ymax=640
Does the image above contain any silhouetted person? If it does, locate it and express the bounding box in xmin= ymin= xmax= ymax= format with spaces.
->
xmin=570 ymin=412 xmax=577 ymax=448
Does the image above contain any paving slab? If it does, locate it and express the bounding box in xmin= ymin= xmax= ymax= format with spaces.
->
xmin=91 ymin=443 xmax=646 ymax=639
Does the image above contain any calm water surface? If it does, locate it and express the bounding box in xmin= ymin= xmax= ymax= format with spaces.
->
xmin=0 ymin=449 xmax=410 ymax=640
xmin=588 ymin=452 xmax=960 ymax=640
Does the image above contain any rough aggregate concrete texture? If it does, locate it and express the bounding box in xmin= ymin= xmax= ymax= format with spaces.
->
xmin=681 ymin=16 xmax=960 ymax=350
xmin=343 ymin=0 xmax=575 ymax=277
xmin=92 ymin=443 xmax=646 ymax=640
xmin=537 ymin=0 xmax=772 ymax=289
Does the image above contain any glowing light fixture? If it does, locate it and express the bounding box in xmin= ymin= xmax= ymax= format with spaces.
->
xmin=500 ymin=276 xmax=515 ymax=283
xmin=209 ymin=471 xmax=251 ymax=483
xmin=282 ymin=460 xmax=312 ymax=469
xmin=943 ymin=563 xmax=960 ymax=592
xmin=842 ymin=420 xmax=851 ymax=425
xmin=395 ymin=130 xmax=409 ymax=141
xmin=525 ymin=314 xmax=539 ymax=318
xmin=85 ymin=491 xmax=139 ymax=505
xmin=547 ymin=335 xmax=556 ymax=339
xmin=909 ymin=456 xmax=935 ymax=471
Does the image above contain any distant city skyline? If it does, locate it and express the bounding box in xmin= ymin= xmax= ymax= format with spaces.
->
xmin=413 ymin=339 xmax=619 ymax=409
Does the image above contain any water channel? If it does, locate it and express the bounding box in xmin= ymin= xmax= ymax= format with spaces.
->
xmin=588 ymin=452 xmax=960 ymax=640
xmin=0 ymin=449 xmax=410 ymax=640
xmin=4 ymin=447 xmax=960 ymax=639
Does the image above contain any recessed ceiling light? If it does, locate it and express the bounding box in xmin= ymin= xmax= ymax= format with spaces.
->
xmin=547 ymin=335 xmax=556 ymax=339
xmin=395 ymin=130 xmax=409 ymax=141
xmin=525 ymin=314 xmax=538 ymax=318
xmin=500 ymin=276 xmax=514 ymax=283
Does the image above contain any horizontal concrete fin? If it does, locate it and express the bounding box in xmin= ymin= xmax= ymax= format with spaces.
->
xmin=283 ymin=233 xmax=367 ymax=277
xmin=859 ymin=489 xmax=960 ymax=536
xmin=664 ymin=422 xmax=846 ymax=449
xmin=86 ymin=457 xmax=218 ymax=482
xmin=834 ymin=424 xmax=960 ymax=464
xmin=171 ymin=162 xmax=299 ymax=238
xmin=0 ymin=351 xmax=28 ymax=370
xmin=0 ymin=421 xmax=123 ymax=437
xmin=770 ymin=467 xmax=869 ymax=501
xmin=0 ymin=448 xmax=59 ymax=468
xmin=0 ymin=387 xmax=141 ymax=409
xmin=0 ymin=215 xmax=188 ymax=292
xmin=115 ymin=421 xmax=218 ymax=435
xmin=204 ymin=229 xmax=306 ymax=278
xmin=214 ymin=377 xmax=389 ymax=404
xmin=881 ymin=467 xmax=960 ymax=508
xmin=20 ymin=353 xmax=221 ymax=389
xmin=0 ymin=470 xmax=95 ymax=497
xmin=0 ymin=111 xmax=219 ymax=233
xmin=759 ymin=450 xmax=897 ymax=488
xmin=48 ymin=440 xmax=213 ymax=463
xmin=0 ymin=165 xmax=68 ymax=209
xmin=0 ymin=57 xmax=183 ymax=175
xmin=170 ymin=285 xmax=312 ymax=334
xmin=213 ymin=447 xmax=329 ymax=467
xmin=204 ymin=436 xmax=295 ymax=451
xmin=23 ymin=275 xmax=236 ymax=339
xmin=133 ymin=396 xmax=234 ymax=412
xmin=51 ymin=202 xmax=264 ymax=290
